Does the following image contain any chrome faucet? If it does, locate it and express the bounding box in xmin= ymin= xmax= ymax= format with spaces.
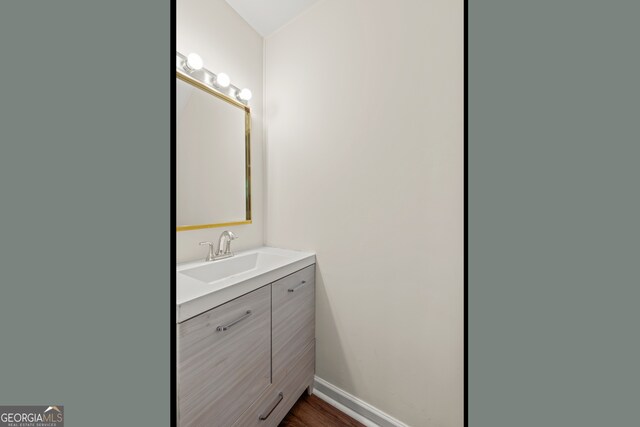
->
xmin=199 ymin=231 xmax=238 ymax=262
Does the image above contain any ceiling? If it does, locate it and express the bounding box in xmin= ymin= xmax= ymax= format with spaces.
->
xmin=225 ymin=0 xmax=322 ymax=37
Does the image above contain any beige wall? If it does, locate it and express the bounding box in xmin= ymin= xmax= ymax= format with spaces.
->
xmin=177 ymin=0 xmax=264 ymax=262
xmin=264 ymin=0 xmax=463 ymax=425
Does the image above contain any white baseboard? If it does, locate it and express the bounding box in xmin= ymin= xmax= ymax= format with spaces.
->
xmin=312 ymin=376 xmax=411 ymax=427
xmin=312 ymin=389 xmax=380 ymax=427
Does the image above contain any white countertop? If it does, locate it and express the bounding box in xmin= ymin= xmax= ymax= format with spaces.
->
xmin=176 ymin=246 xmax=315 ymax=323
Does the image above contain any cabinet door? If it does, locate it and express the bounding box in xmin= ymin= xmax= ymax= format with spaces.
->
xmin=272 ymin=265 xmax=315 ymax=381
xmin=178 ymin=285 xmax=271 ymax=427
xmin=231 ymin=342 xmax=315 ymax=427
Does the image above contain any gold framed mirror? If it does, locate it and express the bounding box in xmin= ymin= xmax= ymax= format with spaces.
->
xmin=176 ymin=71 xmax=251 ymax=231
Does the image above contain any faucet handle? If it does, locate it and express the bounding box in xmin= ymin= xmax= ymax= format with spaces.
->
xmin=199 ymin=241 xmax=215 ymax=262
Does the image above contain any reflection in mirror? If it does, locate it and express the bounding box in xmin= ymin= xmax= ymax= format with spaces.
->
xmin=176 ymin=72 xmax=251 ymax=231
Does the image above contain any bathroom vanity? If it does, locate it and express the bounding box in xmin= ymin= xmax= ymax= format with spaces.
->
xmin=175 ymin=58 xmax=315 ymax=426
xmin=176 ymin=247 xmax=316 ymax=427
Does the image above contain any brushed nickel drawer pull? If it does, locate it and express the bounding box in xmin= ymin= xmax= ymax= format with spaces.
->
xmin=288 ymin=280 xmax=309 ymax=292
xmin=216 ymin=310 xmax=252 ymax=332
xmin=258 ymin=392 xmax=283 ymax=421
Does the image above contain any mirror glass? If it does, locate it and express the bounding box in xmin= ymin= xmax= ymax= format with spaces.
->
xmin=176 ymin=73 xmax=251 ymax=231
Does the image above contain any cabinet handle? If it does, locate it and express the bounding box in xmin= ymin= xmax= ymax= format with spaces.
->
xmin=258 ymin=392 xmax=283 ymax=421
xmin=216 ymin=310 xmax=252 ymax=332
xmin=288 ymin=280 xmax=309 ymax=293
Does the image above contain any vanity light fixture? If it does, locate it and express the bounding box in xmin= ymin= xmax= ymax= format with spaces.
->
xmin=237 ymin=88 xmax=252 ymax=102
xmin=184 ymin=53 xmax=204 ymax=73
xmin=215 ymin=72 xmax=231 ymax=88
xmin=177 ymin=51 xmax=251 ymax=105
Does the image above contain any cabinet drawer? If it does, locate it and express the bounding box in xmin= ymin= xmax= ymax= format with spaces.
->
xmin=272 ymin=265 xmax=315 ymax=381
xmin=178 ymin=285 xmax=271 ymax=427
xmin=232 ymin=341 xmax=315 ymax=427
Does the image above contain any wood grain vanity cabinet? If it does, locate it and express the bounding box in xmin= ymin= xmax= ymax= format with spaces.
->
xmin=272 ymin=265 xmax=315 ymax=382
xmin=178 ymin=285 xmax=271 ymax=427
xmin=177 ymin=264 xmax=316 ymax=427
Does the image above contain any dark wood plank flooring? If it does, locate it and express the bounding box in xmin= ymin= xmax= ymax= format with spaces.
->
xmin=279 ymin=393 xmax=366 ymax=427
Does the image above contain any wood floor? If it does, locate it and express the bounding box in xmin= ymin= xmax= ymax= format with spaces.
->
xmin=279 ymin=393 xmax=366 ymax=427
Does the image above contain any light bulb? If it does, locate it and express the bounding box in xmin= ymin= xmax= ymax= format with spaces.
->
xmin=215 ymin=72 xmax=230 ymax=88
xmin=238 ymin=88 xmax=252 ymax=102
xmin=185 ymin=53 xmax=203 ymax=72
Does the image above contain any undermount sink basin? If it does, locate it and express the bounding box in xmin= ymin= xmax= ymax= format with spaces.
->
xmin=176 ymin=246 xmax=315 ymax=323
xmin=180 ymin=251 xmax=288 ymax=284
